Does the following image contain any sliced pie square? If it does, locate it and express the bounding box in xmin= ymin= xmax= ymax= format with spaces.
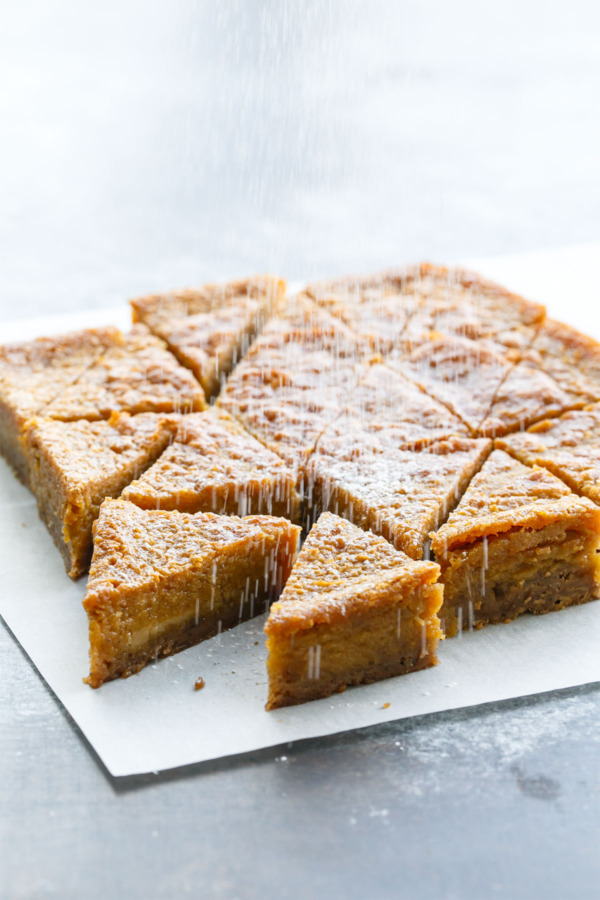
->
xmin=323 ymin=361 xmax=470 ymax=452
xmin=385 ymin=335 xmax=511 ymax=435
xmin=23 ymin=413 xmax=179 ymax=578
xmin=496 ymin=403 xmax=600 ymax=505
xmin=131 ymin=275 xmax=285 ymax=399
xmin=83 ymin=499 xmax=300 ymax=687
xmin=477 ymin=359 xmax=584 ymax=437
xmin=122 ymin=409 xmax=301 ymax=522
xmin=42 ymin=325 xmax=206 ymax=420
xmin=306 ymin=432 xmax=492 ymax=559
xmin=265 ymin=512 xmax=443 ymax=709
xmin=431 ymin=450 xmax=600 ymax=636
xmin=400 ymin=263 xmax=545 ymax=352
xmin=218 ymin=299 xmax=366 ymax=474
xmin=521 ymin=318 xmax=600 ymax=405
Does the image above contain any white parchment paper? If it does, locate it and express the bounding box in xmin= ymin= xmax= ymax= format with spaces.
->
xmin=1 ymin=245 xmax=599 ymax=777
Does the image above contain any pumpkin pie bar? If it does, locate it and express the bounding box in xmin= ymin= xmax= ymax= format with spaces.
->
xmin=131 ymin=275 xmax=285 ymax=399
xmin=306 ymin=431 xmax=492 ymax=559
xmin=477 ymin=358 xmax=583 ymax=437
xmin=23 ymin=413 xmax=179 ymax=578
xmin=387 ymin=334 xmax=581 ymax=439
xmin=327 ymin=360 xmax=470 ymax=451
xmin=0 ymin=327 xmax=118 ymax=484
xmin=84 ymin=500 xmax=300 ymax=687
xmin=265 ymin=512 xmax=443 ymax=709
xmin=303 ymin=269 xmax=416 ymax=353
xmin=42 ymin=325 xmax=205 ymax=420
xmin=122 ymin=409 xmax=301 ymax=522
xmin=399 ymin=263 xmax=545 ymax=354
xmin=496 ymin=403 xmax=600 ymax=505
xmin=431 ymin=450 xmax=600 ymax=637
xmin=385 ymin=335 xmax=512 ymax=435
xmin=218 ymin=300 xmax=366 ymax=474
xmin=521 ymin=318 xmax=600 ymax=405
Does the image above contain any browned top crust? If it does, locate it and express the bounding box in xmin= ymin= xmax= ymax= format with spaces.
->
xmin=23 ymin=412 xmax=179 ymax=491
xmin=41 ymin=326 xmax=206 ymax=421
xmin=130 ymin=276 xmax=285 ymax=399
xmin=131 ymin=275 xmax=285 ymax=330
xmin=522 ymin=317 xmax=600 ymax=404
xmin=496 ymin=402 xmax=600 ymax=505
xmin=121 ymin=409 xmax=300 ymax=512
xmin=304 ymin=263 xmax=545 ymax=353
xmin=302 ymin=271 xmax=417 ymax=352
xmin=265 ymin=512 xmax=441 ymax=636
xmin=478 ymin=359 xmax=585 ymax=437
xmin=431 ymin=449 xmax=600 ymax=553
xmin=308 ymin=435 xmax=492 ymax=559
xmin=327 ymin=361 xmax=469 ymax=449
xmin=217 ymin=307 xmax=366 ymax=468
xmin=387 ymin=335 xmax=511 ymax=434
xmin=0 ymin=326 xmax=119 ymax=418
xmin=84 ymin=499 xmax=300 ymax=608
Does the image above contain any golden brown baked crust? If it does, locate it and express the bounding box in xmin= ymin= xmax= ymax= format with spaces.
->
xmin=131 ymin=276 xmax=285 ymax=399
xmin=386 ymin=335 xmax=511 ymax=435
xmin=265 ymin=513 xmax=443 ymax=709
xmin=307 ymin=433 xmax=492 ymax=559
xmin=122 ymin=409 xmax=301 ymax=522
xmin=24 ymin=413 xmax=179 ymax=578
xmin=325 ymin=361 xmax=470 ymax=451
xmin=496 ymin=402 xmax=600 ymax=505
xmin=0 ymin=327 xmax=119 ymax=483
xmin=431 ymin=450 xmax=600 ymax=636
xmin=42 ymin=325 xmax=206 ymax=420
xmin=218 ymin=299 xmax=367 ymax=471
xmin=522 ymin=317 xmax=600 ymax=403
xmin=84 ymin=500 xmax=300 ymax=687
xmin=305 ymin=263 xmax=545 ymax=354
xmin=432 ymin=450 xmax=588 ymax=550
xmin=477 ymin=360 xmax=585 ymax=437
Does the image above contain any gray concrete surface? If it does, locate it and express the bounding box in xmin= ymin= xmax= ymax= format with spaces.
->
xmin=1 ymin=2 xmax=599 ymax=898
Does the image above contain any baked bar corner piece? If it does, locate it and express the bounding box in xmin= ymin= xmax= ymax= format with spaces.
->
xmin=130 ymin=275 xmax=286 ymax=399
xmin=83 ymin=500 xmax=300 ymax=688
xmin=0 ymin=326 xmax=119 ymax=484
xmin=23 ymin=412 xmax=179 ymax=578
xmin=431 ymin=450 xmax=600 ymax=637
xmin=122 ymin=409 xmax=302 ymax=522
xmin=264 ymin=512 xmax=443 ymax=710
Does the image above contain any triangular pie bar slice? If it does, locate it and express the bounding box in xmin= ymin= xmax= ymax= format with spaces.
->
xmin=265 ymin=512 xmax=443 ymax=709
xmin=385 ymin=335 xmax=511 ymax=434
xmin=42 ymin=325 xmax=206 ymax=421
xmin=496 ymin=403 xmax=600 ymax=505
xmin=431 ymin=450 xmax=600 ymax=636
xmin=122 ymin=409 xmax=301 ymax=522
xmin=306 ymin=434 xmax=492 ymax=559
xmin=521 ymin=318 xmax=600 ymax=405
xmin=84 ymin=500 xmax=300 ymax=687
xmin=23 ymin=413 xmax=179 ymax=578
xmin=218 ymin=300 xmax=366 ymax=474
xmin=131 ymin=275 xmax=285 ymax=399
xmin=321 ymin=361 xmax=469 ymax=453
